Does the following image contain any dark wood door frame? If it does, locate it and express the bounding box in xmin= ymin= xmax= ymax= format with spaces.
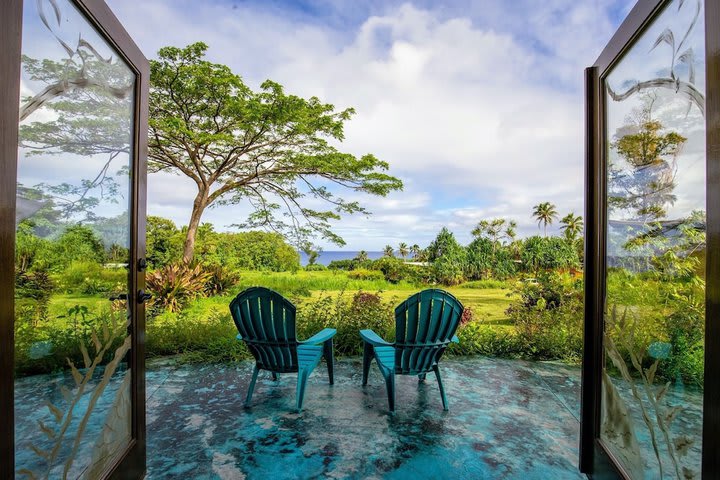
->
xmin=0 ymin=1 xmax=24 ymax=478
xmin=581 ymin=0 xmax=720 ymax=478
xmin=0 ymin=0 xmax=148 ymax=478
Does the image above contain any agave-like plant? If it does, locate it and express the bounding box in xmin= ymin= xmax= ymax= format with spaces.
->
xmin=145 ymin=262 xmax=212 ymax=312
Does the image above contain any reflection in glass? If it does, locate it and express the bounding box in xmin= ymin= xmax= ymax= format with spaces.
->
xmin=602 ymin=1 xmax=705 ymax=479
xmin=14 ymin=0 xmax=135 ymax=478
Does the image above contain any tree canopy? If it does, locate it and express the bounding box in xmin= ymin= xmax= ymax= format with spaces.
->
xmin=149 ymin=42 xmax=403 ymax=261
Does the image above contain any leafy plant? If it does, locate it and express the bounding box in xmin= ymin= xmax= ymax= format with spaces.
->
xmin=297 ymin=290 xmax=395 ymax=355
xmin=202 ymin=264 xmax=240 ymax=296
xmin=146 ymin=263 xmax=212 ymax=312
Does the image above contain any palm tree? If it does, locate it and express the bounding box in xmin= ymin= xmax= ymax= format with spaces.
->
xmin=398 ymin=242 xmax=409 ymax=259
xmin=410 ymin=244 xmax=421 ymax=259
xmin=560 ymin=213 xmax=584 ymax=242
xmin=355 ymin=250 xmax=369 ymax=262
xmin=504 ymin=220 xmax=517 ymax=243
xmin=383 ymin=245 xmax=395 ymax=257
xmin=532 ymin=202 xmax=558 ymax=236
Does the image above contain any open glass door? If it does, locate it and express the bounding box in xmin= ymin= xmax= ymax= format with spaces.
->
xmin=1 ymin=0 xmax=148 ymax=478
xmin=582 ymin=0 xmax=719 ymax=478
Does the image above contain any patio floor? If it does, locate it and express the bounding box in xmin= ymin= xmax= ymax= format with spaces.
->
xmin=144 ymin=357 xmax=584 ymax=479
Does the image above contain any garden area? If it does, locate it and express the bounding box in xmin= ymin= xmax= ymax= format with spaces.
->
xmin=14 ymin=204 xmax=704 ymax=391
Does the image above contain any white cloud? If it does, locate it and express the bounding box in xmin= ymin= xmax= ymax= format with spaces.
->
xmin=106 ymin=0 xmax=631 ymax=249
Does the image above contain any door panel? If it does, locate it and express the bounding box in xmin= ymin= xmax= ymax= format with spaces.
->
xmin=13 ymin=0 xmax=141 ymax=477
xmin=582 ymin=0 xmax=719 ymax=478
xmin=600 ymin=1 xmax=706 ymax=478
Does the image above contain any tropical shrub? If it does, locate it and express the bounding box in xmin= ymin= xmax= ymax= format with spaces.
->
xmin=521 ymin=235 xmax=579 ymax=272
xmin=297 ymin=291 xmax=395 ymax=355
xmin=347 ymin=268 xmax=385 ymax=281
xmin=147 ymin=310 xmax=247 ymax=363
xmin=15 ymin=268 xmax=54 ymax=326
xmin=146 ymin=263 xmax=212 ymax=312
xmin=49 ymin=225 xmax=106 ymax=270
xmin=506 ymin=272 xmax=584 ymax=360
xmin=464 ymin=237 xmax=493 ymax=280
xmin=15 ymin=222 xmax=52 ymax=273
xmin=203 ymin=264 xmax=240 ymax=296
xmin=304 ymin=263 xmax=327 ymax=271
xmin=451 ymin=321 xmax=522 ymax=357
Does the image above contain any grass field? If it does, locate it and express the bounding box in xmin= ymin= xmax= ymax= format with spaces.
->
xmin=45 ymin=269 xmax=516 ymax=331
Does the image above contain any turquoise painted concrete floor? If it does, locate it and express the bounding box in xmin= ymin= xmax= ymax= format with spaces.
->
xmin=144 ymin=357 xmax=585 ymax=479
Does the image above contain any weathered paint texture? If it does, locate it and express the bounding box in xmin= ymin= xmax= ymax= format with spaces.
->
xmin=14 ymin=356 xmax=702 ymax=479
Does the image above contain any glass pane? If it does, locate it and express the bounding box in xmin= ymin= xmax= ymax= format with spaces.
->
xmin=602 ymin=1 xmax=705 ymax=478
xmin=14 ymin=0 xmax=135 ymax=477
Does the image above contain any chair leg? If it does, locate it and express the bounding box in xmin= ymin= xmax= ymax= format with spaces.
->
xmin=418 ymin=373 xmax=426 ymax=383
xmin=384 ymin=371 xmax=396 ymax=412
xmin=323 ymin=339 xmax=334 ymax=385
xmin=272 ymin=372 xmax=278 ymax=381
xmin=362 ymin=342 xmax=373 ymax=386
xmin=245 ymin=365 xmax=260 ymax=407
xmin=296 ymin=370 xmax=310 ymax=411
xmin=433 ymin=365 xmax=448 ymax=411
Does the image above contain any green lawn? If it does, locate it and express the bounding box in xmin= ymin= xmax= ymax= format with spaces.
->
xmin=46 ymin=269 xmax=516 ymax=331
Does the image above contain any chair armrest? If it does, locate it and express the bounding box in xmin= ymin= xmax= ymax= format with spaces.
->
xmin=360 ymin=329 xmax=392 ymax=347
xmin=299 ymin=328 xmax=337 ymax=345
xmin=451 ymin=335 xmax=459 ymax=344
xmin=236 ymin=333 xmax=243 ymax=341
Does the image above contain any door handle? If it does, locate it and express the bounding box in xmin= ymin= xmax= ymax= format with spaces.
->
xmin=137 ymin=290 xmax=152 ymax=304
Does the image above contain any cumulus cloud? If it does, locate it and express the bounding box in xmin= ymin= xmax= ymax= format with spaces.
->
xmin=107 ymin=0 xmax=631 ymax=249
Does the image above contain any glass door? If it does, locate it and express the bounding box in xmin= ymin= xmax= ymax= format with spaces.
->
xmin=1 ymin=0 xmax=148 ymax=478
xmin=583 ymin=0 xmax=719 ymax=478
xmin=601 ymin=1 xmax=705 ymax=477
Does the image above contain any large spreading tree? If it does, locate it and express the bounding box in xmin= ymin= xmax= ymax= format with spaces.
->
xmin=149 ymin=43 xmax=402 ymax=262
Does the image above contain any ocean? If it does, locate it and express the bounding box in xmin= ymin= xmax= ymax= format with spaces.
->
xmin=299 ymin=251 xmax=384 ymax=266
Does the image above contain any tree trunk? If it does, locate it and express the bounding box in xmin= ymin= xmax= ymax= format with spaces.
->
xmin=182 ymin=192 xmax=208 ymax=263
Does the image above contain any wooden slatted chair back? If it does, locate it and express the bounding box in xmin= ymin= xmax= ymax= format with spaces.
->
xmin=229 ymin=287 xmax=299 ymax=373
xmin=393 ymin=289 xmax=464 ymax=375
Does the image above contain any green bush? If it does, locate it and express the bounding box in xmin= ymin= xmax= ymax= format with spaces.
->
xmin=347 ymin=268 xmax=384 ymax=281
xmin=450 ymin=322 xmax=522 ymax=357
xmin=146 ymin=263 xmax=212 ymax=312
xmin=304 ymin=263 xmax=327 ymax=271
xmin=297 ymin=291 xmax=395 ymax=355
xmin=521 ymin=236 xmax=579 ymax=272
xmin=505 ymin=272 xmax=584 ymax=360
xmin=49 ymin=225 xmax=106 ymax=271
xmin=327 ymin=259 xmax=356 ymax=270
xmin=203 ymin=264 xmax=240 ymax=296
xmin=56 ymin=260 xmax=126 ymax=294
xmin=147 ymin=310 xmax=247 ymax=363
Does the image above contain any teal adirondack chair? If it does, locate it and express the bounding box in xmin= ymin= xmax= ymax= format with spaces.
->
xmin=360 ymin=289 xmax=463 ymax=412
xmin=229 ymin=287 xmax=336 ymax=410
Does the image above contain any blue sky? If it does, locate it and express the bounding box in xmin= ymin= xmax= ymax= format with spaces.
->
xmin=106 ymin=0 xmax=636 ymax=250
